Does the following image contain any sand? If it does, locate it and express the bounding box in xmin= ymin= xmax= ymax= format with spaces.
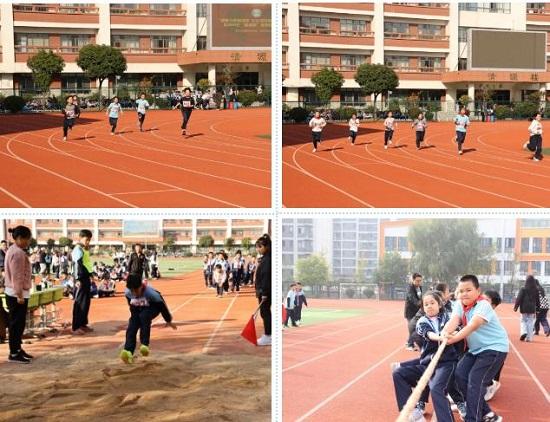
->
xmin=0 ymin=347 xmax=270 ymax=422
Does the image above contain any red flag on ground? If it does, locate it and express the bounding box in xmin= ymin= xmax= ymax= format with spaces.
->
xmin=282 ymin=304 xmax=287 ymax=323
xmin=241 ymin=314 xmax=257 ymax=346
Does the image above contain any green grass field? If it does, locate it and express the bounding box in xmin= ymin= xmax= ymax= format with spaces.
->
xmin=291 ymin=307 xmax=370 ymax=327
xmin=95 ymin=257 xmax=203 ymax=278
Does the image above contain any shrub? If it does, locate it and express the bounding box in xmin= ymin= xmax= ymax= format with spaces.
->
xmin=197 ymin=78 xmax=210 ymax=92
xmin=152 ymin=97 xmax=171 ymax=109
xmin=494 ymin=105 xmax=512 ymax=120
xmin=289 ymin=107 xmax=309 ymax=123
xmin=257 ymin=86 xmax=271 ymax=104
xmin=345 ymin=287 xmax=355 ymax=298
xmin=335 ymin=107 xmax=357 ymax=121
xmin=512 ymin=101 xmax=539 ymax=119
xmin=237 ymin=90 xmax=257 ymax=107
xmin=388 ymin=98 xmax=401 ymax=114
xmin=3 ymin=95 xmax=26 ymax=113
xmin=184 ymin=251 xmax=194 ymax=257
xmin=425 ymin=110 xmax=434 ymax=121
xmin=364 ymin=288 xmax=375 ymax=299
xmin=407 ymin=106 xmax=421 ymax=120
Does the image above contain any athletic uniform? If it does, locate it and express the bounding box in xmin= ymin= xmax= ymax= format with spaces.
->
xmin=309 ymin=116 xmax=327 ymax=151
xmin=108 ymin=102 xmax=122 ymax=133
xmin=412 ymin=118 xmax=427 ymax=149
xmin=454 ymin=114 xmax=470 ymax=154
xmin=62 ymin=104 xmax=77 ymax=138
xmin=526 ymin=119 xmax=543 ymax=161
xmin=179 ymin=95 xmax=195 ymax=133
xmin=349 ymin=117 xmax=360 ymax=144
xmin=136 ymin=98 xmax=150 ymax=130
xmin=384 ymin=116 xmax=396 ymax=147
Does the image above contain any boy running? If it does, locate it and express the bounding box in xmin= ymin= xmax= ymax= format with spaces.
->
xmin=174 ymin=87 xmax=195 ymax=136
xmin=309 ymin=111 xmax=327 ymax=152
xmin=62 ymin=96 xmax=77 ymax=141
xmin=106 ymin=97 xmax=123 ymax=135
xmin=454 ymin=107 xmax=470 ymax=155
xmin=135 ymin=93 xmax=150 ymax=132
xmin=412 ymin=112 xmax=427 ymax=150
xmin=348 ymin=113 xmax=360 ymax=145
xmin=384 ymin=111 xmax=397 ymax=149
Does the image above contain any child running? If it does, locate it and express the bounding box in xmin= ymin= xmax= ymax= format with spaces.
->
xmin=442 ymin=275 xmax=508 ymax=422
xmin=412 ymin=112 xmax=428 ymax=150
xmin=62 ymin=96 xmax=77 ymax=141
xmin=523 ymin=112 xmax=543 ymax=161
xmin=309 ymin=111 xmax=327 ymax=152
xmin=120 ymin=278 xmax=177 ymax=364
xmin=106 ymin=96 xmax=123 ymax=135
xmin=392 ymin=291 xmax=457 ymax=422
xmin=384 ymin=111 xmax=397 ymax=149
xmin=454 ymin=107 xmax=470 ymax=155
xmin=174 ymin=87 xmax=195 ymax=136
xmin=135 ymin=93 xmax=150 ymax=132
xmin=348 ymin=113 xmax=360 ymax=145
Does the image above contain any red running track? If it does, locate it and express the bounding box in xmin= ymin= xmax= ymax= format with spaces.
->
xmin=283 ymin=299 xmax=549 ymax=422
xmin=0 ymin=108 xmax=271 ymax=207
xmin=283 ymin=121 xmax=550 ymax=208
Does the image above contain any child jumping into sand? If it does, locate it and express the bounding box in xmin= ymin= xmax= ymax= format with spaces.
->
xmin=120 ymin=278 xmax=177 ymax=364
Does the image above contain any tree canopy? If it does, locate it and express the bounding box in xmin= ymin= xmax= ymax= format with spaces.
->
xmin=295 ymin=254 xmax=330 ymax=286
xmin=355 ymin=63 xmax=399 ymax=116
xmin=311 ymin=67 xmax=344 ymax=105
xmin=372 ymin=251 xmax=409 ymax=284
xmin=26 ymin=50 xmax=65 ymax=94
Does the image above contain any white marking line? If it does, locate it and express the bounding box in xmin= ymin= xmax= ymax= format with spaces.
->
xmin=202 ymin=293 xmax=239 ymax=354
xmin=509 ymin=340 xmax=550 ymax=403
xmin=0 ymin=183 xmax=31 ymax=207
xmin=111 ymin=188 xmax=182 ymax=196
xmin=283 ymin=320 xmax=403 ymax=372
xmin=295 ymin=344 xmax=404 ymax=422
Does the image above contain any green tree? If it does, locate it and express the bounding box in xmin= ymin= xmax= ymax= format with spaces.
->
xmin=58 ymin=237 xmax=73 ymax=248
xmin=76 ymin=44 xmax=127 ymax=108
xmin=224 ymin=237 xmax=235 ymax=250
xmin=26 ymin=50 xmax=65 ymax=97
xmin=372 ymin=252 xmax=409 ymax=284
xmin=241 ymin=237 xmax=252 ymax=252
xmin=197 ymin=78 xmax=210 ymax=92
xmin=164 ymin=233 xmax=176 ymax=252
xmin=295 ymin=254 xmax=330 ymax=291
xmin=355 ymin=63 xmax=399 ymax=118
xmin=408 ymin=219 xmax=493 ymax=283
xmin=311 ymin=67 xmax=344 ymax=106
xmin=220 ymin=65 xmax=238 ymax=87
xmin=198 ymin=235 xmax=215 ymax=249
xmin=29 ymin=238 xmax=38 ymax=249
xmin=46 ymin=238 xmax=56 ymax=251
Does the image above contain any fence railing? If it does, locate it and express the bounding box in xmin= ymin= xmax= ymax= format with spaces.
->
xmin=300 ymin=27 xmax=375 ymax=37
xmin=109 ymin=6 xmax=186 ymax=16
xmin=384 ymin=32 xmax=449 ymax=41
xmin=13 ymin=4 xmax=99 ymax=14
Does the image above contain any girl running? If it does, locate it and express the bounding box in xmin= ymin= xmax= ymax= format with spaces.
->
xmin=454 ymin=107 xmax=470 ymax=155
xmin=106 ymin=96 xmax=123 ymax=135
xmin=384 ymin=111 xmax=396 ymax=149
xmin=135 ymin=93 xmax=150 ymax=132
xmin=348 ymin=113 xmax=360 ymax=145
xmin=62 ymin=96 xmax=77 ymax=141
xmin=412 ymin=112 xmax=427 ymax=150
xmin=309 ymin=111 xmax=327 ymax=152
xmin=174 ymin=87 xmax=195 ymax=136
xmin=523 ymin=112 xmax=543 ymax=161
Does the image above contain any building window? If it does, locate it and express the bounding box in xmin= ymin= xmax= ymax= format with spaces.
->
xmin=480 ymin=237 xmax=493 ymax=248
xmin=340 ymin=55 xmax=366 ymax=71
xmin=504 ymin=261 xmax=514 ymax=275
xmin=545 ymin=261 xmax=550 ymax=276
xmin=301 ymin=53 xmax=331 ymax=69
xmin=521 ymin=219 xmax=550 ymax=228
xmin=61 ymin=75 xmax=91 ymax=92
xmin=521 ymin=238 xmax=530 ymax=253
xmin=532 ymin=238 xmax=543 ymax=253
xmin=340 ymin=19 xmax=367 ymax=35
xmin=384 ymin=55 xmax=410 ymax=69
xmin=459 ymin=3 xmax=511 ymax=13
xmin=505 ymin=237 xmax=515 ymax=251
xmin=151 ymin=35 xmax=177 ymax=53
xmin=384 ymin=21 xmax=409 ymax=35
xmin=197 ymin=36 xmax=207 ymax=50
xmin=61 ymin=35 xmax=93 ymax=52
xmin=111 ymin=35 xmax=140 ymax=51
xmin=519 ymin=261 xmax=529 ymax=275
xmin=458 ymin=27 xmax=469 ymax=43
xmin=300 ymin=16 xmax=330 ymax=34
xmin=458 ymin=58 xmax=468 ymax=70
xmin=150 ymin=3 xmax=177 ymax=11
xmin=385 ymin=237 xmax=397 ymax=251
xmin=340 ymin=89 xmax=365 ymax=104
xmin=419 ymin=57 xmax=442 ymax=71
xmin=532 ymin=261 xmax=542 ymax=274
xmin=197 ymin=4 xmax=207 ymax=18
xmin=418 ymin=24 xmax=443 ymax=38
xmin=398 ymin=237 xmax=408 ymax=252
xmin=15 ymin=33 xmax=49 ymax=52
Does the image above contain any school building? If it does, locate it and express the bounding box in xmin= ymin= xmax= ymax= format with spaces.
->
xmin=380 ymin=218 xmax=550 ymax=284
xmin=0 ymin=218 xmax=269 ymax=252
xmin=0 ymin=3 xmax=271 ymax=95
xmin=282 ymin=2 xmax=550 ymax=114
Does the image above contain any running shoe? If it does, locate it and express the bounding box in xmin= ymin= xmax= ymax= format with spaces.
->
xmin=139 ymin=345 xmax=150 ymax=357
xmin=520 ymin=333 xmax=527 ymax=341
xmin=456 ymin=402 xmax=467 ymax=421
xmin=312 ymin=148 xmax=317 ymax=152
xmin=459 ymin=150 xmax=463 ymax=155
xmin=120 ymin=349 xmax=133 ymax=364
xmin=408 ymin=408 xmax=426 ymax=422
xmin=257 ymin=335 xmax=272 ymax=346
xmin=485 ymin=380 xmax=501 ymax=401
xmin=20 ymin=349 xmax=34 ymax=360
xmin=533 ymin=157 xmax=540 ymax=162
xmin=384 ymin=145 xmax=388 ymax=150
xmin=483 ymin=412 xmax=502 ymax=422
xmin=8 ymin=352 xmax=31 ymax=364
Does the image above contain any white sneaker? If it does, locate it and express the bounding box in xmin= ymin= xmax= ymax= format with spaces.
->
xmin=533 ymin=157 xmax=540 ymax=162
xmin=523 ymin=141 xmax=529 ymax=150
xmin=408 ymin=408 xmax=426 ymax=422
xmin=390 ymin=362 xmax=400 ymax=372
xmin=459 ymin=150 xmax=463 ymax=155
xmin=312 ymin=148 xmax=317 ymax=152
xmin=384 ymin=145 xmax=388 ymax=150
xmin=485 ymin=380 xmax=500 ymax=401
xmin=63 ymin=137 xmax=67 ymax=141
xmin=389 ymin=140 xmax=393 ymax=145
xmin=257 ymin=335 xmax=272 ymax=346
xmin=110 ymin=132 xmax=114 ymax=136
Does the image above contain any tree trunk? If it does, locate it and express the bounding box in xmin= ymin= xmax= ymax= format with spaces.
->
xmin=373 ymin=93 xmax=379 ymax=119
xmin=98 ymin=78 xmax=104 ymax=110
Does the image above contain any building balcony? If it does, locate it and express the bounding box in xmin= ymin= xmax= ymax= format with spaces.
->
xmin=299 ymin=63 xmax=368 ymax=79
xmin=97 ymin=220 xmax=123 ymax=228
xmin=14 ymin=45 xmax=90 ymax=62
xmin=177 ymin=50 xmax=271 ymax=66
xmin=392 ymin=66 xmax=449 ymax=80
xmin=312 ymin=3 xmax=374 ymax=12
xmin=116 ymin=48 xmax=186 ymax=63
xmin=299 ymin=27 xmax=375 ymax=46
xmin=384 ymin=3 xmax=449 ymax=16
xmin=282 ymin=27 xmax=289 ymax=42
xmin=384 ymin=32 xmax=449 ymax=49
xmin=13 ymin=4 xmax=100 ymax=24
xmin=441 ymin=70 xmax=550 ymax=83
xmin=110 ymin=6 xmax=186 ymax=26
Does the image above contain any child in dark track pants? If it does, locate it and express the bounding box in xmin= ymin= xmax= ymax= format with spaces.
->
xmin=174 ymin=87 xmax=195 ymax=136
xmin=284 ymin=284 xmax=298 ymax=328
xmin=454 ymin=107 xmax=470 ymax=155
xmin=442 ymin=275 xmax=507 ymax=422
xmin=294 ymin=282 xmax=308 ymax=324
xmin=348 ymin=113 xmax=360 ymax=145
xmin=120 ymin=279 xmax=176 ymax=364
xmin=107 ymin=97 xmax=123 ymax=135
xmin=213 ymin=264 xmax=227 ymax=298
xmin=309 ymin=111 xmax=327 ymax=152
xmin=392 ymin=291 xmax=457 ymax=422
xmin=523 ymin=112 xmax=544 ymax=161
xmin=62 ymin=96 xmax=77 ymax=141
xmin=412 ymin=112 xmax=427 ymax=150
xmin=384 ymin=111 xmax=396 ymax=149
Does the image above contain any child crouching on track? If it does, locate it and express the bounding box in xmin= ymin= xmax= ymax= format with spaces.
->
xmin=442 ymin=275 xmax=508 ymax=422
xmin=392 ymin=291 xmax=457 ymax=422
xmin=120 ymin=278 xmax=177 ymax=364
xmin=213 ymin=263 xmax=227 ymax=298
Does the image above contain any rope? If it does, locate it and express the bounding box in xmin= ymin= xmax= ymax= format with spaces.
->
xmin=395 ymin=337 xmax=449 ymax=422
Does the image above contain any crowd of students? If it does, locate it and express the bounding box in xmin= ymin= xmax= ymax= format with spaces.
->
xmin=203 ymin=249 xmax=257 ymax=298
xmin=395 ymin=272 xmax=549 ymax=422
xmin=306 ymin=108 xmax=544 ymax=161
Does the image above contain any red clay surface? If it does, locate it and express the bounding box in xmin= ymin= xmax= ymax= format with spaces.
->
xmin=0 ymin=108 xmax=271 ymax=208
xmin=283 ymin=121 xmax=550 ymax=207
xmin=0 ymin=270 xmax=270 ymax=360
xmin=283 ymin=299 xmax=549 ymax=422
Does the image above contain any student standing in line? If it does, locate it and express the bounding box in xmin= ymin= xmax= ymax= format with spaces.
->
xmin=135 ymin=93 xmax=150 ymax=132
xmin=62 ymin=96 xmax=77 ymax=141
xmin=106 ymin=96 xmax=123 ymax=135
xmin=348 ymin=113 xmax=360 ymax=145
xmin=523 ymin=112 xmax=544 ymax=162
xmin=454 ymin=107 xmax=470 ymax=155
xmin=384 ymin=111 xmax=397 ymax=150
xmin=71 ymin=229 xmax=94 ymax=335
xmin=534 ymin=278 xmax=550 ymax=336
xmin=309 ymin=111 xmax=327 ymax=152
xmin=412 ymin=112 xmax=427 ymax=150
xmin=174 ymin=87 xmax=195 ymax=136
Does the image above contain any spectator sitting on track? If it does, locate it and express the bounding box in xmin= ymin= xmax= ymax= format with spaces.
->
xmin=98 ymin=279 xmax=116 ymax=298
xmin=90 ymin=278 xmax=99 ymax=298
xmin=62 ymin=274 xmax=75 ymax=298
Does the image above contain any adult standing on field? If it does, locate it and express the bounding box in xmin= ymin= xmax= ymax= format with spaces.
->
xmin=404 ymin=273 xmax=423 ymax=351
xmin=255 ymin=234 xmax=272 ymax=346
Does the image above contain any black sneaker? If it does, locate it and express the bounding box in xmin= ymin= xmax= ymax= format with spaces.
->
xmin=20 ymin=349 xmax=34 ymax=360
xmin=8 ymin=352 xmax=31 ymax=364
xmin=520 ymin=333 xmax=527 ymax=341
xmin=483 ymin=411 xmax=502 ymax=422
xmin=416 ymin=401 xmax=426 ymax=414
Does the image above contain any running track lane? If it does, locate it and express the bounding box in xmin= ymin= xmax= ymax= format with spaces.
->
xmin=283 ymin=121 xmax=550 ymax=208
xmin=283 ymin=300 xmax=549 ymax=422
xmin=0 ymin=108 xmax=271 ymax=207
